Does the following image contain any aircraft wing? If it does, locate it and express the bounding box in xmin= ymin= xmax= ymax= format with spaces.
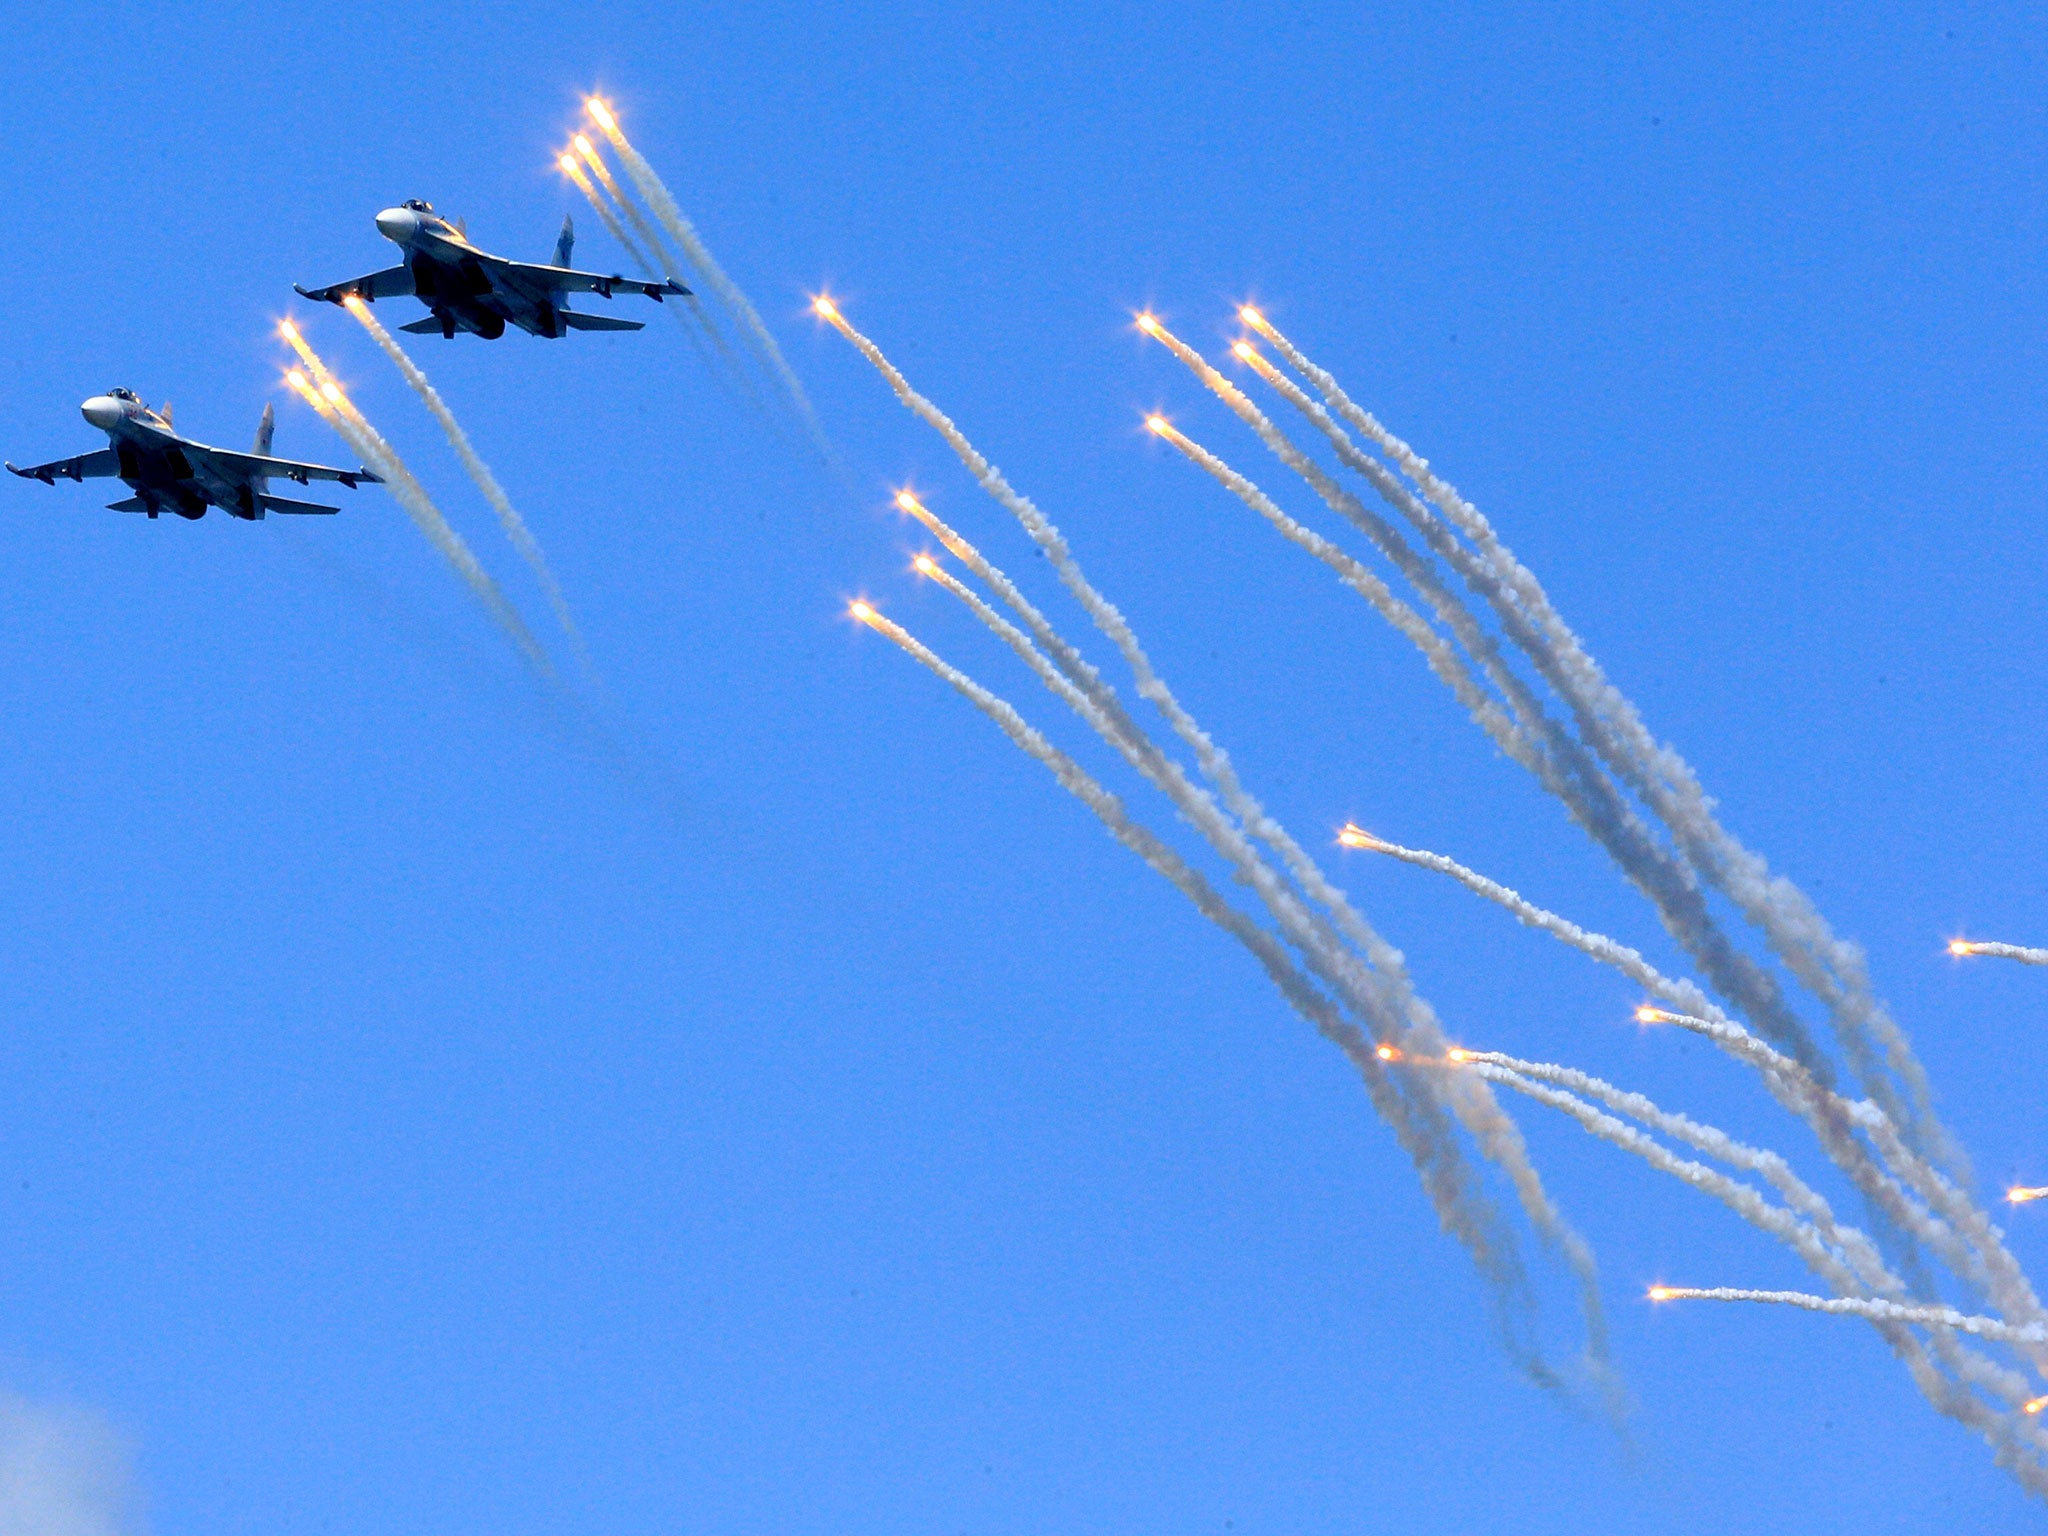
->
xmin=484 ymin=253 xmax=690 ymax=302
xmin=201 ymin=446 xmax=383 ymax=488
xmin=6 ymin=448 xmax=120 ymax=484
xmin=293 ymin=265 xmax=416 ymax=305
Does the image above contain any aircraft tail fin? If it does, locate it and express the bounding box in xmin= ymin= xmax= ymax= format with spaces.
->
xmin=558 ymin=310 xmax=644 ymax=332
xmin=554 ymin=215 xmax=574 ymax=267
xmin=160 ymin=401 xmax=173 ymax=427
xmin=259 ymin=494 xmax=339 ymax=515
xmin=253 ymin=402 xmax=275 ymax=458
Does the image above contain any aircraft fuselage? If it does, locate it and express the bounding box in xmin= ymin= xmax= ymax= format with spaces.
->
xmin=88 ymin=396 xmax=241 ymax=519
xmin=383 ymin=209 xmax=561 ymax=338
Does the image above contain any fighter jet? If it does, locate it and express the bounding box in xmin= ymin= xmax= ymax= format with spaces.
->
xmin=294 ymin=201 xmax=689 ymax=339
xmin=6 ymin=390 xmax=381 ymax=520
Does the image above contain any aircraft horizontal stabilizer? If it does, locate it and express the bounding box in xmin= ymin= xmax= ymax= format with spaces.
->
xmin=106 ymin=498 xmax=149 ymax=513
xmin=559 ymin=311 xmax=645 ymax=332
xmin=398 ymin=316 xmax=450 ymax=335
xmin=259 ymin=495 xmax=340 ymax=515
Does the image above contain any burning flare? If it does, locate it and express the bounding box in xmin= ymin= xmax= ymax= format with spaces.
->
xmin=1951 ymin=939 xmax=2048 ymax=966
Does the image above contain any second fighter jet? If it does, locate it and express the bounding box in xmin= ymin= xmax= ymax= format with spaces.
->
xmin=295 ymin=201 xmax=687 ymax=340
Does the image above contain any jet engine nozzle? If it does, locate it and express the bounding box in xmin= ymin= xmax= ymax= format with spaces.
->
xmin=81 ymin=395 xmax=126 ymax=429
xmin=375 ymin=206 xmax=422 ymax=243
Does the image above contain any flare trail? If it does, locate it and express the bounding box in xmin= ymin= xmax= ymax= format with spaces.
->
xmin=343 ymin=298 xmax=591 ymax=680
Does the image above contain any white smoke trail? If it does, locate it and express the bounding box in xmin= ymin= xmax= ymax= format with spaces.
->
xmin=585 ymin=99 xmax=828 ymax=450
xmin=1470 ymin=1062 xmax=1849 ymax=1281
xmin=892 ymin=533 xmax=1581 ymax=1373
xmin=570 ymin=137 xmax=737 ymax=363
xmin=831 ymin=310 xmax=1417 ymax=1022
xmin=1344 ymin=821 xmax=2048 ymax=1354
xmin=830 ymin=307 xmax=1612 ymax=1374
xmin=848 ymin=599 xmax=1462 ymax=1197
xmin=558 ymin=149 xmax=727 ymax=382
xmin=1342 ymin=828 xmax=1719 ymax=1012
xmin=561 ymin=157 xmax=636 ymax=256
xmin=1953 ymin=940 xmax=2048 ymax=966
xmin=1140 ymin=413 xmax=1754 ymax=1072
xmin=1341 ymin=828 xmax=1956 ymax=1275
xmin=343 ymin=299 xmax=593 ymax=682
xmin=1632 ymin=1004 xmax=2048 ymax=1355
xmin=834 ymin=294 xmax=2048 ymax=1487
xmin=1241 ymin=311 xmax=1945 ymax=1166
xmin=280 ymin=358 xmax=549 ymax=674
xmin=1473 ymin=1062 xmax=2048 ymax=1483
xmin=1470 ymin=1057 xmax=2029 ymax=1361
xmin=1147 ymin=418 xmax=1531 ymax=765
xmin=1146 ymin=319 xmax=1838 ymax=1096
xmin=1462 ymin=1050 xmax=1877 ymax=1268
xmin=1143 ymin=322 xmax=1558 ymax=774
xmin=1651 ymin=1286 xmax=2048 ymax=1345
xmin=1449 ymin=1049 xmax=2048 ymax=1430
xmin=573 ymin=135 xmax=686 ymax=284
xmin=911 ymin=540 xmax=1603 ymax=1340
xmin=0 ymin=1393 xmax=137 ymax=1536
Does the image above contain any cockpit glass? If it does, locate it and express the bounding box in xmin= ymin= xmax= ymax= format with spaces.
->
xmin=402 ymin=199 xmax=434 ymax=212
xmin=109 ymin=388 xmax=136 ymax=401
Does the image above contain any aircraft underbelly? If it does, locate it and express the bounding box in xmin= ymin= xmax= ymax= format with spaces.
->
xmin=113 ymin=435 xmax=220 ymax=518
xmin=405 ymin=244 xmax=579 ymax=338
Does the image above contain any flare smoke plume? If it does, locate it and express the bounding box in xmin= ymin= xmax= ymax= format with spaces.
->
xmin=821 ymin=294 xmax=2048 ymax=1496
xmin=279 ymin=328 xmax=549 ymax=674
xmin=342 ymin=296 xmax=594 ymax=683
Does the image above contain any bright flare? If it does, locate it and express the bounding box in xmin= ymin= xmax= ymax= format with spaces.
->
xmin=2028 ymin=1396 xmax=2048 ymax=1416
xmin=285 ymin=369 xmax=308 ymax=390
xmin=913 ymin=555 xmax=939 ymax=576
xmin=1232 ymin=341 xmax=1257 ymax=361
xmin=850 ymin=600 xmax=876 ymax=623
xmin=1136 ymin=313 xmax=1161 ymax=335
xmin=813 ymin=296 xmax=841 ymax=322
xmin=1337 ymin=822 xmax=1387 ymax=851
xmin=1145 ymin=414 xmax=1170 ymax=435
xmin=1946 ymin=938 xmax=2048 ymax=965
xmin=585 ymin=98 xmax=617 ymax=132
xmin=1636 ymin=1005 xmax=1680 ymax=1025
xmin=1375 ymin=1044 xmax=1399 ymax=1062
xmin=2009 ymin=1187 xmax=2048 ymax=1205
xmin=320 ymin=381 xmax=344 ymax=405
xmin=1647 ymin=1286 xmax=1673 ymax=1301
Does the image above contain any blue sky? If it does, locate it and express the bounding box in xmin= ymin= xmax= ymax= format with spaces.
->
xmin=1 ymin=2 xmax=2045 ymax=1530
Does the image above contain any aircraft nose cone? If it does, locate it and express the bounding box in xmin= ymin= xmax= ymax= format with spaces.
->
xmin=375 ymin=206 xmax=420 ymax=242
xmin=81 ymin=396 xmax=124 ymax=429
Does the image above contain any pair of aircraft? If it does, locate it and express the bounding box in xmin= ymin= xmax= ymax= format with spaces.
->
xmin=9 ymin=202 xmax=689 ymax=519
